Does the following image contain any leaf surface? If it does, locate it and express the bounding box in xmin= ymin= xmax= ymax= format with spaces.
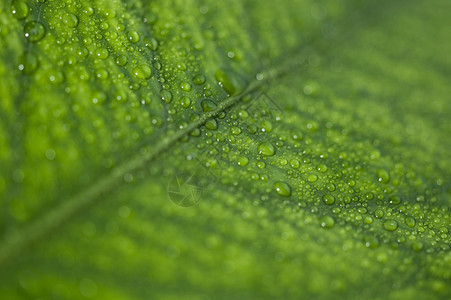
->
xmin=0 ymin=0 xmax=450 ymax=299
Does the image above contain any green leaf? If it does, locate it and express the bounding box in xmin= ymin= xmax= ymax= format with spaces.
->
xmin=1 ymin=0 xmax=450 ymax=299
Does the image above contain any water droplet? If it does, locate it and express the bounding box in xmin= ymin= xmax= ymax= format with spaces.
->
xmin=205 ymin=119 xmax=218 ymax=130
xmin=374 ymin=209 xmax=384 ymax=219
xmin=180 ymin=82 xmax=191 ymax=91
xmin=215 ymin=69 xmax=243 ymax=95
xmin=273 ymin=181 xmax=292 ymax=197
xmin=411 ymin=241 xmax=423 ymax=252
xmin=326 ymin=183 xmax=336 ymax=192
xmin=290 ymin=159 xmax=300 ymax=169
xmin=179 ymin=96 xmax=191 ymax=108
xmin=18 ymin=52 xmax=38 ymax=74
xmin=127 ymin=31 xmax=140 ymax=43
xmin=62 ymin=12 xmax=79 ymax=28
xmin=11 ymin=0 xmax=29 ymax=19
xmin=95 ymin=68 xmax=109 ymax=80
xmin=382 ymin=219 xmax=398 ymax=231
xmin=24 ymin=21 xmax=46 ymax=42
xmin=144 ymin=37 xmax=159 ymax=51
xmin=258 ymin=142 xmax=275 ymax=156
xmin=237 ymin=156 xmax=249 ymax=166
xmin=133 ymin=64 xmax=152 ymax=79
xmin=230 ymin=127 xmax=241 ymax=135
xmin=364 ymin=216 xmax=373 ymax=224
xmin=377 ymin=169 xmax=390 ymax=183
xmin=363 ymin=235 xmax=379 ymax=248
xmin=116 ymin=54 xmax=128 ymax=66
xmin=248 ymin=124 xmax=258 ymax=134
xmin=404 ymin=216 xmax=416 ymax=228
xmin=322 ymin=194 xmax=335 ymax=205
xmin=320 ymin=215 xmax=335 ymax=228
xmin=160 ymin=90 xmax=173 ymax=103
xmin=95 ymin=47 xmax=109 ymax=59
xmin=261 ymin=120 xmax=273 ymax=132
xmin=307 ymin=174 xmax=318 ymax=182
xmin=355 ymin=208 xmax=367 ymax=216
xmin=389 ymin=195 xmax=401 ymax=205
xmin=45 ymin=149 xmax=56 ymax=160
xmin=49 ymin=70 xmax=64 ymax=85
xmin=317 ymin=164 xmax=328 ymax=173
xmin=201 ymin=99 xmax=217 ymax=112
xmin=193 ymin=74 xmax=206 ymax=85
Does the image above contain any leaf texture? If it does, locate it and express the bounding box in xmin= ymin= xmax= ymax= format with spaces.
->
xmin=0 ymin=0 xmax=450 ymax=299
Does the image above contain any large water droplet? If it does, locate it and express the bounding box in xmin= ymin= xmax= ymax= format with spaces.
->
xmin=116 ymin=54 xmax=128 ymax=66
xmin=382 ymin=219 xmax=398 ymax=231
xmin=215 ymin=69 xmax=243 ymax=96
xmin=160 ymin=90 xmax=173 ymax=103
xmin=18 ymin=52 xmax=38 ymax=74
xmin=307 ymin=174 xmax=318 ymax=182
xmin=127 ymin=31 xmax=140 ymax=43
xmin=273 ymin=181 xmax=291 ymax=197
xmin=237 ymin=156 xmax=249 ymax=167
xmin=180 ymin=82 xmax=191 ymax=91
xmin=377 ymin=169 xmax=390 ymax=183
xmin=193 ymin=74 xmax=206 ymax=85
xmin=11 ymin=0 xmax=29 ymax=19
xmin=258 ymin=142 xmax=275 ymax=156
xmin=363 ymin=235 xmax=379 ymax=248
xmin=201 ymin=99 xmax=217 ymax=112
xmin=133 ymin=64 xmax=152 ymax=79
xmin=322 ymin=194 xmax=335 ymax=205
xmin=179 ymin=96 xmax=191 ymax=108
xmin=205 ymin=119 xmax=218 ymax=130
xmin=144 ymin=37 xmax=159 ymax=51
xmin=95 ymin=47 xmax=109 ymax=59
xmin=62 ymin=12 xmax=79 ymax=28
xmin=404 ymin=216 xmax=416 ymax=228
xmin=320 ymin=215 xmax=335 ymax=228
xmin=24 ymin=21 xmax=46 ymax=42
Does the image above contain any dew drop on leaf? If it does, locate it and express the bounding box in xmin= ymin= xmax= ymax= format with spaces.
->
xmin=127 ymin=31 xmax=140 ymax=43
xmin=377 ymin=169 xmax=390 ymax=183
xmin=363 ymin=235 xmax=379 ymax=248
xmin=205 ymin=119 xmax=218 ymax=130
xmin=230 ymin=127 xmax=241 ymax=135
xmin=201 ymin=99 xmax=217 ymax=112
xmin=411 ymin=241 xmax=424 ymax=252
xmin=115 ymin=54 xmax=128 ymax=66
xmin=24 ymin=21 xmax=46 ymax=42
xmin=322 ymin=194 xmax=335 ymax=205
xmin=215 ymin=69 xmax=239 ymax=95
xmin=94 ymin=47 xmax=109 ymax=59
xmin=179 ymin=96 xmax=191 ymax=108
xmin=383 ymin=219 xmax=398 ymax=231
xmin=258 ymin=142 xmax=275 ymax=156
xmin=180 ymin=82 xmax=191 ymax=91
xmin=18 ymin=52 xmax=38 ymax=74
xmin=11 ymin=0 xmax=29 ymax=20
xmin=404 ymin=216 xmax=416 ymax=228
xmin=144 ymin=37 xmax=159 ymax=51
xmin=237 ymin=156 xmax=249 ymax=167
xmin=160 ymin=90 xmax=173 ymax=103
xmin=273 ymin=181 xmax=291 ymax=197
xmin=193 ymin=74 xmax=206 ymax=85
xmin=320 ymin=215 xmax=335 ymax=228
xmin=62 ymin=12 xmax=79 ymax=28
xmin=133 ymin=64 xmax=152 ymax=79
